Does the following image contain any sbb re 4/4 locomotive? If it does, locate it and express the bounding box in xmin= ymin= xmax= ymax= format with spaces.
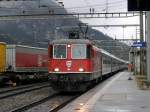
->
xmin=48 ymin=39 xmax=127 ymax=92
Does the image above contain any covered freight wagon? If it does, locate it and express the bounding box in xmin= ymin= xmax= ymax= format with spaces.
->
xmin=0 ymin=44 xmax=48 ymax=86
xmin=6 ymin=45 xmax=48 ymax=73
xmin=0 ymin=42 xmax=6 ymax=73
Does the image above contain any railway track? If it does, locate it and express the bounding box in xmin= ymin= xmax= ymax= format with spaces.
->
xmin=0 ymin=82 xmax=49 ymax=94
xmin=49 ymin=94 xmax=79 ymax=112
xmin=10 ymin=73 xmax=116 ymax=112
xmin=0 ymin=82 xmax=50 ymax=99
xmin=0 ymin=73 xmax=121 ymax=112
xmin=11 ymin=93 xmax=80 ymax=112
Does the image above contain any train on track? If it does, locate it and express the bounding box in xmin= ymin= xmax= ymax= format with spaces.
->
xmin=0 ymin=42 xmax=48 ymax=86
xmin=48 ymin=39 xmax=128 ymax=92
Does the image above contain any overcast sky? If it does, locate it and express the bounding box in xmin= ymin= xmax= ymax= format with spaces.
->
xmin=63 ymin=0 xmax=127 ymax=13
xmin=62 ymin=0 xmax=140 ymax=41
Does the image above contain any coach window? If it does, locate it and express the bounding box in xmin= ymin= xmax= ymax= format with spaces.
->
xmin=53 ymin=45 xmax=66 ymax=59
xmin=72 ymin=44 xmax=86 ymax=59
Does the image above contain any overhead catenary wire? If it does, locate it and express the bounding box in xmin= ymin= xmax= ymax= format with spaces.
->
xmin=0 ymin=0 xmax=127 ymax=12
xmin=65 ymin=0 xmax=126 ymax=10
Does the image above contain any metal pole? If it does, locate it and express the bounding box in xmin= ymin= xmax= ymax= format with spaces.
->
xmin=38 ymin=0 xmax=40 ymax=8
xmin=146 ymin=12 xmax=150 ymax=81
xmin=123 ymin=26 xmax=124 ymax=40
xmin=55 ymin=28 xmax=58 ymax=39
xmin=140 ymin=11 xmax=144 ymax=75
xmin=55 ymin=27 xmax=60 ymax=39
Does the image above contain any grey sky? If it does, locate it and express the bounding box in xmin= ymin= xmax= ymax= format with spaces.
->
xmin=62 ymin=0 xmax=139 ymax=41
xmin=62 ymin=0 xmax=127 ymax=13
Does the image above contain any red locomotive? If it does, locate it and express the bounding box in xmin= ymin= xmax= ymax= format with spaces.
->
xmin=48 ymin=39 xmax=127 ymax=92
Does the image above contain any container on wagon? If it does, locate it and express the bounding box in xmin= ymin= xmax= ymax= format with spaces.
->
xmin=0 ymin=42 xmax=6 ymax=73
xmin=6 ymin=45 xmax=48 ymax=73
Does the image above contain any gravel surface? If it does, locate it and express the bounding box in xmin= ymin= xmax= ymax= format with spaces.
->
xmin=0 ymin=82 xmax=48 ymax=93
xmin=0 ymin=87 xmax=55 ymax=112
xmin=0 ymin=84 xmax=49 ymax=99
xmin=25 ymin=95 xmax=73 ymax=112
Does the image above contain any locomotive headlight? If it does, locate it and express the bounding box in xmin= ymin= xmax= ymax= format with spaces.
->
xmin=54 ymin=68 xmax=59 ymax=72
xmin=67 ymin=44 xmax=71 ymax=47
xmin=78 ymin=68 xmax=84 ymax=72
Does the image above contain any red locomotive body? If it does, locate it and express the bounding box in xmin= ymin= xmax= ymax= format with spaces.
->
xmin=48 ymin=40 xmax=93 ymax=73
xmin=48 ymin=39 xmax=127 ymax=92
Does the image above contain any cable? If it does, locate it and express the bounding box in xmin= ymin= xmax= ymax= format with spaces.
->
xmin=65 ymin=0 xmax=127 ymax=13
xmin=66 ymin=3 xmax=126 ymax=13
xmin=65 ymin=0 xmax=126 ymax=9
xmin=0 ymin=0 xmax=126 ymax=11
xmin=0 ymin=0 xmax=127 ymax=14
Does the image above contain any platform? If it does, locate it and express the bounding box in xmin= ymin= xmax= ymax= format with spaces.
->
xmin=59 ymin=71 xmax=150 ymax=112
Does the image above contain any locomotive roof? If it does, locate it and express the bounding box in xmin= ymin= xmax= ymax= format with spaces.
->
xmin=50 ymin=39 xmax=92 ymax=44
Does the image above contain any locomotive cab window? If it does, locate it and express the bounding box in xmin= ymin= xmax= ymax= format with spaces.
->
xmin=53 ymin=44 xmax=66 ymax=59
xmin=72 ymin=44 xmax=86 ymax=59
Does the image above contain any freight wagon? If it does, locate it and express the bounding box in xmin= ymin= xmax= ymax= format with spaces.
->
xmin=6 ymin=45 xmax=48 ymax=73
xmin=0 ymin=42 xmax=6 ymax=73
xmin=0 ymin=44 xmax=48 ymax=86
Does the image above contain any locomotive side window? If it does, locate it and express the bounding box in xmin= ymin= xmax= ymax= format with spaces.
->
xmin=48 ymin=45 xmax=53 ymax=58
xmin=87 ymin=45 xmax=92 ymax=58
xmin=72 ymin=44 xmax=86 ymax=59
xmin=53 ymin=44 xmax=66 ymax=59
